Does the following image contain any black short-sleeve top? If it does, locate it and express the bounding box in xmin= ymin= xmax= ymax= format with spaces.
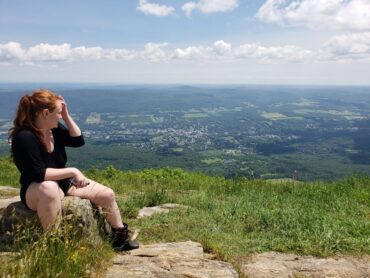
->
xmin=11 ymin=122 xmax=84 ymax=196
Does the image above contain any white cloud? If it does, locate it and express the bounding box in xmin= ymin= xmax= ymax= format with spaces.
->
xmin=256 ymin=0 xmax=370 ymax=31
xmin=26 ymin=43 xmax=72 ymax=62
xmin=104 ymin=48 xmax=138 ymax=61
xmin=235 ymin=43 xmax=314 ymax=62
xmin=320 ymin=32 xmax=370 ymax=60
xmin=137 ymin=0 xmax=175 ymax=17
xmin=73 ymin=46 xmax=103 ymax=60
xmin=1 ymin=37 xmax=370 ymax=66
xmin=143 ymin=43 xmax=169 ymax=62
xmin=172 ymin=46 xmax=212 ymax=60
xmin=0 ymin=42 xmax=25 ymax=63
xmin=182 ymin=0 xmax=238 ymax=16
xmin=182 ymin=2 xmax=197 ymax=17
xmin=213 ymin=40 xmax=232 ymax=56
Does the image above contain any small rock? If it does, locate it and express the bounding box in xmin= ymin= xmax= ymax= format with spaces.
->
xmin=137 ymin=203 xmax=188 ymax=219
xmin=240 ymin=252 xmax=370 ymax=278
xmin=105 ymin=241 xmax=238 ymax=278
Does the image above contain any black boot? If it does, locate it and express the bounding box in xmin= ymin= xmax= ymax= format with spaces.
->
xmin=111 ymin=224 xmax=139 ymax=251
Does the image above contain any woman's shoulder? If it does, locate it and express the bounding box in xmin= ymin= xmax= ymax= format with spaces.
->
xmin=12 ymin=128 xmax=37 ymax=141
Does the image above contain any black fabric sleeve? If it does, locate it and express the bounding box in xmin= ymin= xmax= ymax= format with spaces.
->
xmin=55 ymin=122 xmax=85 ymax=147
xmin=12 ymin=130 xmax=47 ymax=182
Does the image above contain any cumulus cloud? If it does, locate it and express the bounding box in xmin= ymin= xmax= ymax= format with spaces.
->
xmin=0 ymin=42 xmax=25 ymax=63
xmin=182 ymin=0 xmax=238 ymax=16
xmin=137 ymin=0 xmax=175 ymax=17
xmin=142 ymin=42 xmax=169 ymax=62
xmin=171 ymin=40 xmax=232 ymax=60
xmin=26 ymin=43 xmax=72 ymax=62
xmin=213 ymin=40 xmax=232 ymax=56
xmin=172 ymin=46 xmax=212 ymax=60
xmin=0 ymin=42 xmax=140 ymax=64
xmin=104 ymin=48 xmax=138 ymax=61
xmin=256 ymin=0 xmax=370 ymax=31
xmin=2 ymin=37 xmax=370 ymax=66
xmin=320 ymin=32 xmax=370 ymax=60
xmin=73 ymin=46 xmax=103 ymax=60
xmin=235 ymin=43 xmax=314 ymax=62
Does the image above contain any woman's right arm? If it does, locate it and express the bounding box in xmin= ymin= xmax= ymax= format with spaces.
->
xmin=44 ymin=167 xmax=87 ymax=187
xmin=13 ymin=130 xmax=88 ymax=187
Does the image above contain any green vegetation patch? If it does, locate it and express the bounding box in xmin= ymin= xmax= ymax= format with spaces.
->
xmin=0 ymin=219 xmax=114 ymax=277
xmin=294 ymin=109 xmax=364 ymax=120
xmin=261 ymin=112 xmax=289 ymax=120
xmin=261 ymin=112 xmax=303 ymax=121
xmin=0 ymin=156 xmax=20 ymax=187
xmin=201 ymin=158 xmax=223 ymax=165
xmin=88 ymin=165 xmax=370 ymax=261
xmin=182 ymin=113 xmax=209 ymax=119
xmin=1 ymin=158 xmax=369 ymax=275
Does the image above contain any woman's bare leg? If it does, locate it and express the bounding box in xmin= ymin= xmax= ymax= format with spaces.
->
xmin=25 ymin=181 xmax=64 ymax=231
xmin=67 ymin=180 xmax=124 ymax=228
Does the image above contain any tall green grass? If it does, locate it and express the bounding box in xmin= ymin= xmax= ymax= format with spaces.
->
xmin=84 ymin=165 xmax=370 ymax=261
xmin=0 ymin=156 xmax=20 ymax=187
xmin=0 ymin=215 xmax=114 ymax=277
xmin=1 ymin=156 xmax=369 ymax=276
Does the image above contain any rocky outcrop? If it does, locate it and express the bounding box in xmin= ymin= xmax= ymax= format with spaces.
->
xmin=0 ymin=196 xmax=110 ymax=245
xmin=137 ymin=203 xmax=188 ymax=219
xmin=104 ymin=241 xmax=238 ymax=278
xmin=240 ymin=252 xmax=370 ymax=278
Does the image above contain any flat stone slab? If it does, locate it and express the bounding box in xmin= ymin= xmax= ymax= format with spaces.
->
xmin=137 ymin=203 xmax=188 ymax=219
xmin=104 ymin=241 xmax=238 ymax=278
xmin=240 ymin=252 xmax=370 ymax=278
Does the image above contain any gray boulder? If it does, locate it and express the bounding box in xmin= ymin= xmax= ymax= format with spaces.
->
xmin=0 ymin=196 xmax=110 ymax=245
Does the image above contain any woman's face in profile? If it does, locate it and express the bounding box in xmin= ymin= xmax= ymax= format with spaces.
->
xmin=46 ymin=100 xmax=63 ymax=128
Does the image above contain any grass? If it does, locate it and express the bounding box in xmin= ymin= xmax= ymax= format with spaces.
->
xmin=0 ymin=156 xmax=369 ymax=276
xmin=0 ymin=212 xmax=114 ymax=277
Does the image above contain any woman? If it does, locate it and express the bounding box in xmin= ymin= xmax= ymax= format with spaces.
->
xmin=8 ymin=89 xmax=138 ymax=251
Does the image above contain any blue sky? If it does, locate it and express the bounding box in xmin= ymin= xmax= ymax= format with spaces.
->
xmin=0 ymin=0 xmax=369 ymax=85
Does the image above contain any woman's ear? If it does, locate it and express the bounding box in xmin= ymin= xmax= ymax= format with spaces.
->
xmin=42 ymin=108 xmax=50 ymax=118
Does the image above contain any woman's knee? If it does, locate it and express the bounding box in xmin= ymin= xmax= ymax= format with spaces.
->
xmin=38 ymin=181 xmax=62 ymax=201
xmin=26 ymin=181 xmax=62 ymax=211
xmin=99 ymin=187 xmax=116 ymax=204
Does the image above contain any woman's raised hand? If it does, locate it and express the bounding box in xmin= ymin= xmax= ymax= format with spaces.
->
xmin=58 ymin=95 xmax=70 ymax=121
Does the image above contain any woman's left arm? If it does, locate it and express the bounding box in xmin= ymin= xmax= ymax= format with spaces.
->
xmin=59 ymin=96 xmax=81 ymax=137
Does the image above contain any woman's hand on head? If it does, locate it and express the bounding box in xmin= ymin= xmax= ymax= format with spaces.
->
xmin=58 ymin=95 xmax=70 ymax=120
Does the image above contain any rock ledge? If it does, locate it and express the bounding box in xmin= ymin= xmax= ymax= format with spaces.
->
xmin=104 ymin=241 xmax=238 ymax=278
xmin=240 ymin=252 xmax=370 ymax=278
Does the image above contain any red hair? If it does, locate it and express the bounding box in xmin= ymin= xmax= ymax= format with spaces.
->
xmin=8 ymin=89 xmax=60 ymax=147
